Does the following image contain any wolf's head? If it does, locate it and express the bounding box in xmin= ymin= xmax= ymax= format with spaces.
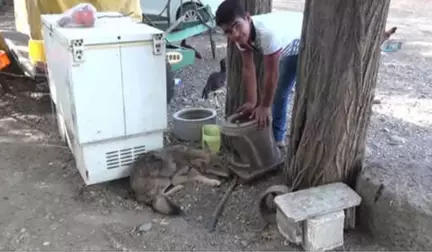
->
xmin=189 ymin=143 xmax=231 ymax=178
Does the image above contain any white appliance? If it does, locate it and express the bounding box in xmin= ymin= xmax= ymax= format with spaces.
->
xmin=41 ymin=12 xmax=167 ymax=185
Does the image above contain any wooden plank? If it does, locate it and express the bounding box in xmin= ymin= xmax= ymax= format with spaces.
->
xmin=274 ymin=182 xmax=361 ymax=223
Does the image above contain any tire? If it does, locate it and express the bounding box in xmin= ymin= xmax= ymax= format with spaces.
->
xmin=166 ymin=61 xmax=175 ymax=104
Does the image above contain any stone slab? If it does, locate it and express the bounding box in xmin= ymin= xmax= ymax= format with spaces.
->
xmin=356 ymin=161 xmax=432 ymax=250
xmin=274 ymin=182 xmax=361 ymax=223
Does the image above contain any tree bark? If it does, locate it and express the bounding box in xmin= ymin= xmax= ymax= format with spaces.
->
xmin=223 ymin=0 xmax=272 ymax=149
xmin=284 ymin=0 xmax=391 ymax=190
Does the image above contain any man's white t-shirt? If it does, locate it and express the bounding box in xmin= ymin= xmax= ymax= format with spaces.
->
xmin=236 ymin=11 xmax=303 ymax=56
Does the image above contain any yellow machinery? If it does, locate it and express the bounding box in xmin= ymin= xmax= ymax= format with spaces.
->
xmin=1 ymin=0 xmax=215 ymax=78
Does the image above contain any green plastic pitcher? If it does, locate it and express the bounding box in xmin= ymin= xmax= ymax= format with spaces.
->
xmin=201 ymin=124 xmax=221 ymax=153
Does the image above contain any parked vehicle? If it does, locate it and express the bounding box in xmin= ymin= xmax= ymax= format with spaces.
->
xmin=141 ymin=0 xmax=223 ymax=24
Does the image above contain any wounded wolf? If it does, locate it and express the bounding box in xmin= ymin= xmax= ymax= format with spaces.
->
xmin=129 ymin=144 xmax=230 ymax=215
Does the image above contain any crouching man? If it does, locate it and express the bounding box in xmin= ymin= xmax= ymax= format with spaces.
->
xmin=215 ymin=0 xmax=302 ymax=147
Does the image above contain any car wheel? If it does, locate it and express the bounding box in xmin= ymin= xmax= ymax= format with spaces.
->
xmin=175 ymin=2 xmax=210 ymax=23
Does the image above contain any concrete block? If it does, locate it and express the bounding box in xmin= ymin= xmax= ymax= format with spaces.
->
xmin=276 ymin=209 xmax=302 ymax=245
xmin=304 ymin=210 xmax=345 ymax=252
xmin=274 ymin=183 xmax=361 ymax=250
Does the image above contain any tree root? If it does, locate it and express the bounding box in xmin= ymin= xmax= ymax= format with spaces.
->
xmin=207 ymin=176 xmax=238 ymax=232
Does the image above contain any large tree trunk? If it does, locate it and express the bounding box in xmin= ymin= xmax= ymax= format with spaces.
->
xmin=284 ymin=0 xmax=391 ymax=190
xmin=223 ymin=0 xmax=272 ymax=149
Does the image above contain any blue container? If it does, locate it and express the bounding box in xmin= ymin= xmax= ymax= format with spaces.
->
xmin=381 ymin=40 xmax=402 ymax=52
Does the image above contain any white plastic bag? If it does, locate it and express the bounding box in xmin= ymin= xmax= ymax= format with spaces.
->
xmin=57 ymin=3 xmax=97 ymax=28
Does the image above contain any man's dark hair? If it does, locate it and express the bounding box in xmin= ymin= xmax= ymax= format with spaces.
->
xmin=215 ymin=0 xmax=247 ymax=26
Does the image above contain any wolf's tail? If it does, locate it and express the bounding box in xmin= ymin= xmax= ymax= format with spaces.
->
xmin=384 ymin=26 xmax=397 ymax=40
xmin=152 ymin=195 xmax=183 ymax=216
xmin=388 ymin=26 xmax=397 ymax=35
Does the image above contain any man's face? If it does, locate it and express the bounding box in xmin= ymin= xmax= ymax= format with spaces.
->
xmin=219 ymin=15 xmax=251 ymax=45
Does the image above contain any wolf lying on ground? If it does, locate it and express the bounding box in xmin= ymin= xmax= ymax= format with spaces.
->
xmin=129 ymin=144 xmax=230 ymax=216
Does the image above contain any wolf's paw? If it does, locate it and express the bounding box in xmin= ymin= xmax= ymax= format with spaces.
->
xmin=208 ymin=179 xmax=221 ymax=187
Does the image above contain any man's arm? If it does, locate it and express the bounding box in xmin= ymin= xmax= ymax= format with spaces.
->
xmin=258 ymin=28 xmax=283 ymax=108
xmin=261 ymin=50 xmax=281 ymax=107
xmin=240 ymin=49 xmax=258 ymax=105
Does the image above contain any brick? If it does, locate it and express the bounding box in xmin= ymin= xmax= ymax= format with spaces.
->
xmin=303 ymin=210 xmax=345 ymax=252
xmin=276 ymin=209 xmax=302 ymax=245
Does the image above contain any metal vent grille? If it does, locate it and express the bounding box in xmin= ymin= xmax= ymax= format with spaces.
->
xmin=105 ymin=145 xmax=146 ymax=169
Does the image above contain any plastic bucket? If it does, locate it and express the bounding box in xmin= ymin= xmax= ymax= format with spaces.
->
xmin=201 ymin=124 xmax=221 ymax=153
xmin=28 ymin=39 xmax=46 ymax=64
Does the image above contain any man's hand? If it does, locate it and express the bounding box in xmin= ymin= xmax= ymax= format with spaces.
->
xmin=236 ymin=102 xmax=256 ymax=115
xmin=251 ymin=105 xmax=271 ymax=128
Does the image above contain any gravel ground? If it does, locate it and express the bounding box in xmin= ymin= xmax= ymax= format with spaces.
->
xmin=1 ymin=0 xmax=431 ymax=250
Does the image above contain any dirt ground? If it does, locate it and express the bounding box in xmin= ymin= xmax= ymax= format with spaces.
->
xmin=1 ymin=0 xmax=431 ymax=251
